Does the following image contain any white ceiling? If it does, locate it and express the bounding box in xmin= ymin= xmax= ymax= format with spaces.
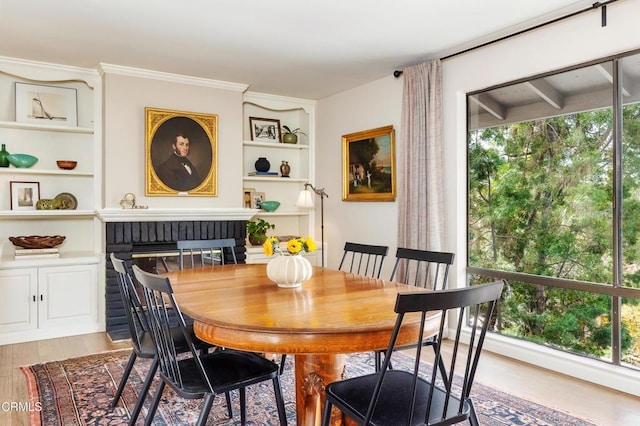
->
xmin=0 ymin=0 xmax=596 ymax=100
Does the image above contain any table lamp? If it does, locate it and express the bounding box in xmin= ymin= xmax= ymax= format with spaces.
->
xmin=297 ymin=183 xmax=328 ymax=266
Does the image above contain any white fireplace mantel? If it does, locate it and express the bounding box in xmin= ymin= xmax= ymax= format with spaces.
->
xmin=97 ymin=207 xmax=259 ymax=222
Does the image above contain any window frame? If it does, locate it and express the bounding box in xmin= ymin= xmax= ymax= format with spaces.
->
xmin=466 ymin=49 xmax=640 ymax=368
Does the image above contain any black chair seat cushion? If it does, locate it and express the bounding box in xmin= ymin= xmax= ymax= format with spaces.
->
xmin=325 ymin=370 xmax=470 ymax=426
xmin=163 ymin=349 xmax=280 ymax=399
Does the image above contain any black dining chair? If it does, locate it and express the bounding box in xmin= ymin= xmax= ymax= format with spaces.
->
xmin=390 ymin=247 xmax=455 ymax=289
xmin=177 ymin=238 xmax=238 ymax=270
xmin=278 ymin=241 xmax=390 ymax=375
xmin=109 ymin=253 xmax=227 ymax=425
xmin=132 ymin=264 xmax=288 ymax=426
xmin=109 ymin=253 xmax=157 ymax=424
xmin=322 ymin=281 xmax=504 ymax=426
xmin=375 ymin=248 xmax=456 ymax=373
xmin=338 ymin=241 xmax=389 ymax=278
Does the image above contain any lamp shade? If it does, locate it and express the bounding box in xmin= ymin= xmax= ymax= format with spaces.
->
xmin=296 ymin=189 xmax=314 ymax=208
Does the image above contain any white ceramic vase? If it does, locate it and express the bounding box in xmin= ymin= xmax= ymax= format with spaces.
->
xmin=266 ymin=255 xmax=313 ymax=288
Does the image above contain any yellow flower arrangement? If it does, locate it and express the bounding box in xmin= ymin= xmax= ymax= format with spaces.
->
xmin=263 ymin=236 xmax=317 ymax=256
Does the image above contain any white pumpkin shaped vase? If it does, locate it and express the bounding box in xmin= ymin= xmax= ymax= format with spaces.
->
xmin=267 ymin=255 xmax=313 ymax=288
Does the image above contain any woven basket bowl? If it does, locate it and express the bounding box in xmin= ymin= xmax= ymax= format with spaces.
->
xmin=9 ymin=235 xmax=66 ymax=249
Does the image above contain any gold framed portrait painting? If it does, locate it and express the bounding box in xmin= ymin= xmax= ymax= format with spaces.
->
xmin=146 ymin=107 xmax=217 ymax=196
xmin=342 ymin=125 xmax=396 ymax=202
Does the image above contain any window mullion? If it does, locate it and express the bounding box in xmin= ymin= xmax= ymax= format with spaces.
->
xmin=612 ymin=58 xmax=623 ymax=365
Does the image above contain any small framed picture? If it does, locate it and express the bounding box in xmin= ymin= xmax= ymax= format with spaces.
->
xmin=250 ymin=191 xmax=265 ymax=209
xmin=10 ymin=181 xmax=40 ymax=210
xmin=243 ymin=187 xmax=255 ymax=208
xmin=15 ymin=82 xmax=78 ymax=127
xmin=249 ymin=117 xmax=281 ymax=142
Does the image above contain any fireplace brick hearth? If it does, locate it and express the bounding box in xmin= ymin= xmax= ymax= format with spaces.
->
xmin=105 ymin=220 xmax=246 ymax=340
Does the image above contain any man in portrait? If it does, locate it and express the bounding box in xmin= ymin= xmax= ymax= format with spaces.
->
xmin=155 ymin=132 xmax=202 ymax=191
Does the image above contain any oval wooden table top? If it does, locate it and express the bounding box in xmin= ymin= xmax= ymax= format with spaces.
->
xmin=164 ymin=263 xmax=440 ymax=355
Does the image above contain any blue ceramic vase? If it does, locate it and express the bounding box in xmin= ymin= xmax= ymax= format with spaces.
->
xmin=255 ymin=157 xmax=270 ymax=172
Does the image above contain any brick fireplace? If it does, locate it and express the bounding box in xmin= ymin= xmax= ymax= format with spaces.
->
xmin=99 ymin=208 xmax=255 ymax=340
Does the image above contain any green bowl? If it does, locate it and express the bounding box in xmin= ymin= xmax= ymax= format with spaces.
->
xmin=258 ymin=200 xmax=280 ymax=212
xmin=7 ymin=154 xmax=38 ymax=168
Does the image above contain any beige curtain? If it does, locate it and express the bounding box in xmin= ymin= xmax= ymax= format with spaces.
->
xmin=397 ymin=59 xmax=445 ymax=252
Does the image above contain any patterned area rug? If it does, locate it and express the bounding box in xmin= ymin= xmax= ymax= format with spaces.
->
xmin=22 ymin=349 xmax=596 ymax=425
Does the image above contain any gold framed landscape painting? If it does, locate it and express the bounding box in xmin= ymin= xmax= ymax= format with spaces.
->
xmin=342 ymin=125 xmax=396 ymax=201
xmin=146 ymin=107 xmax=217 ymax=196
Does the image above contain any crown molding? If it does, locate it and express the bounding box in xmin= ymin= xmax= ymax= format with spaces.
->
xmin=97 ymin=63 xmax=248 ymax=92
xmin=0 ymin=56 xmax=99 ymax=87
xmin=244 ymin=91 xmax=316 ymax=107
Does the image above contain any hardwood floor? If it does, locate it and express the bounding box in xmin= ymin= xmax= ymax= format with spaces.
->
xmin=467 ymin=349 xmax=640 ymax=425
xmin=1 ymin=332 xmax=638 ymax=425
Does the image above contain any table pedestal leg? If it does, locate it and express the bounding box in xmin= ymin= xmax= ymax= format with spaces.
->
xmin=295 ymin=354 xmax=346 ymax=426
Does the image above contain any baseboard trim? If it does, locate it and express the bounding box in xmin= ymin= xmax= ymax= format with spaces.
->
xmin=462 ymin=330 xmax=640 ymax=398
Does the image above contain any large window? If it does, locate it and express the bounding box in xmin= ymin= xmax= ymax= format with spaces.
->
xmin=467 ymin=51 xmax=640 ymax=368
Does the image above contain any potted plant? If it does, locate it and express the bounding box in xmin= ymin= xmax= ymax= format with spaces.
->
xmin=262 ymin=236 xmax=317 ymax=288
xmin=281 ymin=126 xmax=307 ymax=144
xmin=247 ymin=218 xmax=275 ymax=246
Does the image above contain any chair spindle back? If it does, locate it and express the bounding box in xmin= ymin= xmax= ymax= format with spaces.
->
xmin=177 ymin=238 xmax=238 ymax=270
xmin=338 ymin=241 xmax=389 ymax=278
xmin=390 ymin=247 xmax=455 ymax=290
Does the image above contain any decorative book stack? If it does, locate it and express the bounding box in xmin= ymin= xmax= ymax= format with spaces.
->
xmin=14 ymin=247 xmax=60 ymax=260
xmin=248 ymin=171 xmax=279 ymax=176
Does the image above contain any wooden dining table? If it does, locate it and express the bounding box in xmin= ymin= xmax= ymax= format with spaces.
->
xmin=163 ymin=263 xmax=440 ymax=426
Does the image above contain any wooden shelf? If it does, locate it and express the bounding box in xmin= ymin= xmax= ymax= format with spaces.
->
xmin=243 ymin=176 xmax=307 ymax=183
xmin=0 ymin=120 xmax=93 ymax=134
xmin=243 ymin=140 xmax=309 ymax=150
xmin=0 ymin=210 xmax=95 ymax=220
xmin=0 ymin=168 xmax=93 ymax=177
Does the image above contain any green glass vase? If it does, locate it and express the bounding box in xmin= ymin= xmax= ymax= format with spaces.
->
xmin=0 ymin=144 xmax=10 ymax=168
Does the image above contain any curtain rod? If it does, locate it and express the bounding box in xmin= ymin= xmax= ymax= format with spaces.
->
xmin=393 ymin=0 xmax=618 ymax=77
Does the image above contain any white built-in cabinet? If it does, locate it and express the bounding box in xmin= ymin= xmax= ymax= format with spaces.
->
xmin=0 ymin=57 xmax=102 ymax=343
xmin=242 ymin=92 xmax=321 ymax=261
xmin=0 ymin=264 xmax=99 ymax=344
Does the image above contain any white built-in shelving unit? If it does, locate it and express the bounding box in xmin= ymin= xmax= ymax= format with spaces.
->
xmin=242 ymin=92 xmax=321 ymax=263
xmin=0 ymin=57 xmax=102 ymax=344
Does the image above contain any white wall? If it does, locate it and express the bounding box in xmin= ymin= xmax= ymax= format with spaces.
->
xmin=316 ymin=76 xmax=403 ymax=277
xmin=102 ymin=70 xmax=245 ymax=209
